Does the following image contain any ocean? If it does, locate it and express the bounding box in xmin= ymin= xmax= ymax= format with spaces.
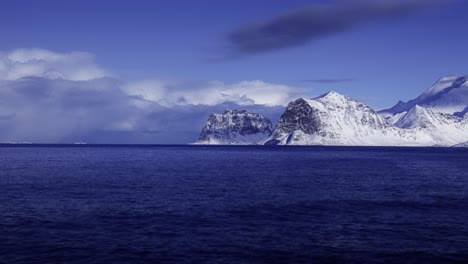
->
xmin=1 ymin=145 xmax=467 ymax=263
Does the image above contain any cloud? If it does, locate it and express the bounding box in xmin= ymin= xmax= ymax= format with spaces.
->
xmin=0 ymin=77 xmax=140 ymax=143
xmin=228 ymin=0 xmax=443 ymax=55
xmin=0 ymin=48 xmax=110 ymax=81
xmin=0 ymin=48 xmax=305 ymax=143
xmin=0 ymin=77 xmax=289 ymax=143
xmin=123 ymin=79 xmax=310 ymax=107
xmin=301 ymin=78 xmax=354 ymax=84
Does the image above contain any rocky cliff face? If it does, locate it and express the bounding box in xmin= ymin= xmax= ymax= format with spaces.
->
xmin=266 ymin=98 xmax=322 ymax=143
xmin=195 ymin=110 xmax=273 ymax=145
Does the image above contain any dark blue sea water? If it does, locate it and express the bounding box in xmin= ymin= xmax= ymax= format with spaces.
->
xmin=1 ymin=145 xmax=468 ymax=263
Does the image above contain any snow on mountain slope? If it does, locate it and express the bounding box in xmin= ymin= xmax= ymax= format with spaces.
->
xmin=394 ymin=105 xmax=468 ymax=145
xmin=195 ymin=110 xmax=273 ymax=145
xmin=263 ymin=92 xmax=435 ymax=146
xmin=196 ymin=90 xmax=468 ymax=146
xmin=382 ymin=111 xmax=407 ymax=125
xmin=381 ymin=75 xmax=468 ymax=116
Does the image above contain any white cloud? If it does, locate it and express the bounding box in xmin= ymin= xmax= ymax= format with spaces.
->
xmin=0 ymin=48 xmax=310 ymax=107
xmin=0 ymin=48 xmax=110 ymax=81
xmin=124 ymin=79 xmax=309 ymax=107
xmin=0 ymin=48 xmax=314 ymax=143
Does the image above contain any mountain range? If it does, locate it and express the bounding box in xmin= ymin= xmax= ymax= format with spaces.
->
xmin=196 ymin=75 xmax=468 ymax=146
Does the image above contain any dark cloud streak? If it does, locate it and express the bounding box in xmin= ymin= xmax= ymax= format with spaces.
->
xmin=228 ymin=0 xmax=444 ymax=55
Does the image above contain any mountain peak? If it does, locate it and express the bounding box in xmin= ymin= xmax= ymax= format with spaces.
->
xmin=312 ymin=91 xmax=356 ymax=105
xmin=434 ymin=75 xmax=465 ymax=84
xmin=393 ymin=103 xmax=468 ymax=144
xmin=396 ymin=105 xmax=437 ymax=129
xmin=424 ymin=75 xmax=467 ymax=97
xmin=322 ymin=90 xmax=340 ymax=96
xmin=315 ymin=91 xmax=345 ymax=99
xmin=411 ymin=104 xmax=426 ymax=112
xmin=395 ymin=100 xmax=405 ymax=106
xmin=381 ymin=74 xmax=468 ymax=115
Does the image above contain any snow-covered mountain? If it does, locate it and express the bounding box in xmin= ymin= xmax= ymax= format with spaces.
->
xmin=262 ymin=92 xmax=435 ymax=146
xmin=394 ymin=105 xmax=468 ymax=145
xmin=196 ymin=75 xmax=468 ymax=146
xmin=195 ymin=110 xmax=273 ymax=145
xmin=381 ymin=75 xmax=468 ymax=117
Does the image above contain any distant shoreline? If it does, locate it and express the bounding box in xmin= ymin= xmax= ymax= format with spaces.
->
xmin=0 ymin=143 xmax=466 ymax=149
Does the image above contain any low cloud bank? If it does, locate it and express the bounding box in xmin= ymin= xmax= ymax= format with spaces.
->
xmin=0 ymin=49 xmax=306 ymax=143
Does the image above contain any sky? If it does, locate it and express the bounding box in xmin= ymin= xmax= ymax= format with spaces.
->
xmin=0 ymin=0 xmax=467 ymax=143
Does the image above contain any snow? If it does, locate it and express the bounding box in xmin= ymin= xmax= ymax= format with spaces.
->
xmin=423 ymin=75 xmax=463 ymax=97
xmin=263 ymin=91 xmax=468 ymax=146
xmin=197 ymin=77 xmax=468 ymax=146
xmin=381 ymin=74 xmax=468 ymax=115
xmin=386 ymin=111 xmax=407 ymax=125
xmin=394 ymin=105 xmax=468 ymax=145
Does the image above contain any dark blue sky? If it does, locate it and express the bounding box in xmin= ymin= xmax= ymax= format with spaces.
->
xmin=1 ymin=0 xmax=467 ymax=108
